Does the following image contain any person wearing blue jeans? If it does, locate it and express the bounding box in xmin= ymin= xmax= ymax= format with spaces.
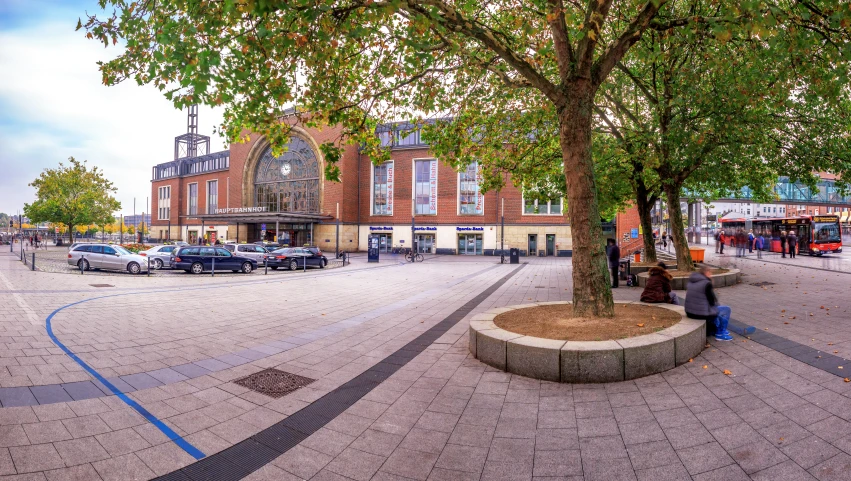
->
xmin=684 ymin=266 xmax=733 ymax=341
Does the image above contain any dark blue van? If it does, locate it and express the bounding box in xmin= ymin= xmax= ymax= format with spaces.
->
xmin=172 ymin=247 xmax=257 ymax=274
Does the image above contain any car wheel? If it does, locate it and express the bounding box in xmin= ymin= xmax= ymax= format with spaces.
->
xmin=288 ymin=259 xmax=298 ymax=271
xmin=153 ymin=258 xmax=163 ymax=270
xmin=242 ymin=262 xmax=253 ymax=274
xmin=77 ymin=259 xmax=89 ymax=271
xmin=191 ymin=262 xmax=204 ymax=274
xmin=127 ymin=262 xmax=141 ymax=275
xmin=319 ymin=258 xmax=326 ymax=268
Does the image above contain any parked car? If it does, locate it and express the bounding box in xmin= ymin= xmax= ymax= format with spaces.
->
xmin=266 ymin=247 xmax=328 ymax=270
xmin=222 ymin=243 xmax=270 ymax=264
xmin=139 ymin=245 xmax=179 ymax=269
xmin=171 ymin=246 xmax=256 ymax=274
xmin=172 ymin=241 xmax=189 ymax=247
xmin=67 ymin=244 xmax=150 ymax=274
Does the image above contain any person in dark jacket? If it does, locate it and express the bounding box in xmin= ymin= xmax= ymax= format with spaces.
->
xmin=685 ymin=266 xmax=732 ymax=341
xmin=780 ymin=231 xmax=787 ymax=258
xmin=606 ymin=238 xmax=621 ymax=288
xmin=787 ymin=230 xmax=798 ymax=258
xmin=640 ymin=262 xmax=679 ymax=304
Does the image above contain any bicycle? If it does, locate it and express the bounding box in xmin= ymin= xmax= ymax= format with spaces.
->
xmin=404 ymin=248 xmax=423 ymax=263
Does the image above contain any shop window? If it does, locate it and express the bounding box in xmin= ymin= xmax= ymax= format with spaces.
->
xmin=414 ymin=159 xmax=437 ymax=215
xmin=459 ymin=161 xmax=483 ymax=215
xmin=373 ymin=162 xmax=394 ymax=215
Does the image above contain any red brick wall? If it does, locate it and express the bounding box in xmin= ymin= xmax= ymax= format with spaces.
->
xmin=615 ymin=204 xmax=643 ymax=252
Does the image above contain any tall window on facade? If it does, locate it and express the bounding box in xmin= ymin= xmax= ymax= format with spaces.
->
xmin=373 ymin=162 xmax=394 ymax=215
xmin=254 ymin=137 xmax=321 ymax=213
xmin=157 ymin=186 xmax=171 ymax=221
xmin=188 ymin=183 xmax=198 ymax=215
xmin=524 ymin=197 xmax=562 ymax=215
xmin=207 ymin=180 xmax=218 ymax=214
xmin=459 ymin=161 xmax=483 ymax=215
xmin=415 ymin=159 xmax=437 ymax=215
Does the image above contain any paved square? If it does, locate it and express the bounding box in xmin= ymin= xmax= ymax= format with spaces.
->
xmin=1 ymin=246 xmax=850 ymax=480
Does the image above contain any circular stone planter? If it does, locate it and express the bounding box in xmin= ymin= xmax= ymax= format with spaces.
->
xmin=637 ymin=269 xmax=740 ymax=290
xmin=629 ymin=263 xmax=677 ymax=275
xmin=469 ymin=301 xmax=705 ymax=383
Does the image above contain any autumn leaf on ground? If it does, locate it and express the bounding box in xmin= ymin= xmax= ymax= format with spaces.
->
xmin=703 ymin=365 xmax=708 ymax=369
xmin=784 ymin=322 xmax=789 ymax=324
xmin=845 ymin=378 xmax=850 ymax=383
xmin=688 ymin=359 xmax=693 ymax=363
xmin=723 ymin=370 xmax=732 ymax=375
xmin=637 ymin=323 xmax=645 ymax=327
xmin=781 ymin=309 xmax=786 ymax=313
xmin=834 ymin=351 xmax=839 ymax=354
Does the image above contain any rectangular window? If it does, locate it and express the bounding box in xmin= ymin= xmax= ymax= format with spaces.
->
xmin=373 ymin=162 xmax=393 ymax=215
xmin=188 ymin=183 xmax=198 ymax=215
xmin=414 ymin=159 xmax=437 ymax=215
xmin=524 ymin=196 xmax=562 ymax=215
xmin=459 ymin=162 xmax=483 ymax=215
xmin=207 ymin=180 xmax=218 ymax=214
xmin=157 ymin=186 xmax=171 ymax=221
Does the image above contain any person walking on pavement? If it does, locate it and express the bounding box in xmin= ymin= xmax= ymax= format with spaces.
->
xmin=755 ymin=233 xmax=765 ymax=259
xmin=747 ymin=230 xmax=754 ymax=253
xmin=685 ymin=265 xmax=733 ymax=341
xmin=780 ymin=231 xmax=787 ymax=258
xmin=606 ymin=238 xmax=621 ymax=289
xmin=714 ymin=230 xmax=721 ymax=253
xmin=661 ymin=231 xmax=668 ymax=251
xmin=719 ymin=230 xmax=726 ymax=254
xmin=787 ymin=230 xmax=798 ymax=258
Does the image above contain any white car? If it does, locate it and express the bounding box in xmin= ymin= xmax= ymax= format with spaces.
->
xmin=139 ymin=245 xmax=179 ymax=269
xmin=67 ymin=244 xmax=149 ymax=274
xmin=223 ymin=243 xmax=270 ymax=264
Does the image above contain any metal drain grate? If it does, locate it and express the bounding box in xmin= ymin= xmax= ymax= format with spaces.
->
xmin=751 ymin=281 xmax=776 ymax=287
xmin=233 ymin=368 xmax=315 ymax=398
xmin=89 ymin=284 xmax=114 ymax=288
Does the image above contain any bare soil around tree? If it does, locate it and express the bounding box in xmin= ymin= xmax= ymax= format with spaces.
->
xmin=494 ymin=304 xmax=681 ymax=341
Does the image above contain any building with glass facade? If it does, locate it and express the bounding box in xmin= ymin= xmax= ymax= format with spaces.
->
xmin=150 ymin=115 xmax=574 ymax=255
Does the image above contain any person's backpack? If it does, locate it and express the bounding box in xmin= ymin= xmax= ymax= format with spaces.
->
xmin=715 ymin=232 xmax=721 ymax=241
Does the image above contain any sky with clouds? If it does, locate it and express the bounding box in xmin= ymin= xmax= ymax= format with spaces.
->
xmin=0 ymin=0 xmax=225 ymax=217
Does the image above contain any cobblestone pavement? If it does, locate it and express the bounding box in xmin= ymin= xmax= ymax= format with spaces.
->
xmin=1 ymin=247 xmax=850 ymax=480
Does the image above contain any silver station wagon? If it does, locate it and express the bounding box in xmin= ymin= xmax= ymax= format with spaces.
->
xmin=67 ymin=243 xmax=150 ymax=274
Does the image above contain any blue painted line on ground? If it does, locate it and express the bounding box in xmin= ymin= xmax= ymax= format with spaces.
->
xmin=44 ymin=295 xmax=206 ymax=460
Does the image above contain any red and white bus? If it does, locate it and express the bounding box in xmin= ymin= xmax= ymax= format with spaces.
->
xmin=720 ymin=215 xmax=842 ymax=256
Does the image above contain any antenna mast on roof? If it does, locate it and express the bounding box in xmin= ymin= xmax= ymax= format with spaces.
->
xmin=174 ymin=104 xmax=210 ymax=160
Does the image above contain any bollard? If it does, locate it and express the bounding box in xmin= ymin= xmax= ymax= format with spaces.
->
xmin=264 ymin=257 xmax=268 ymax=275
xmin=211 ymin=256 xmax=215 ymax=277
xmin=31 ymin=253 xmax=35 ymax=271
xmin=79 ymin=255 xmax=85 ymax=275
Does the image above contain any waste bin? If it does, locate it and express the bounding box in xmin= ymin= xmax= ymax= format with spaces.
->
xmin=509 ymin=248 xmax=520 ymax=264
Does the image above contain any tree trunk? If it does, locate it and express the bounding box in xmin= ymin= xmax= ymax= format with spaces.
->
xmin=635 ymin=186 xmax=656 ymax=263
xmin=69 ymin=223 xmax=75 ymax=243
xmin=663 ymin=184 xmax=694 ymax=271
xmin=559 ymin=82 xmax=614 ymax=317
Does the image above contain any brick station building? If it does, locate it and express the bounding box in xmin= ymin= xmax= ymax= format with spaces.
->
xmin=150 ymin=111 xmax=590 ymax=256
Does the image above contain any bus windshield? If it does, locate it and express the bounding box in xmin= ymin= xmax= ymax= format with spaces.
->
xmin=813 ymin=222 xmax=841 ymax=243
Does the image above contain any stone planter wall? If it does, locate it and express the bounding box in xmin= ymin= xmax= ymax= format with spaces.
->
xmin=636 ymin=269 xmax=741 ymax=290
xmin=469 ymin=302 xmax=705 ymax=383
xmin=629 ymin=264 xmax=677 ymax=275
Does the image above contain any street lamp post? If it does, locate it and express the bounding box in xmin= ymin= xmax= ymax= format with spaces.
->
xmin=335 ymin=202 xmax=340 ymax=259
xmin=501 ymin=197 xmax=505 ymax=262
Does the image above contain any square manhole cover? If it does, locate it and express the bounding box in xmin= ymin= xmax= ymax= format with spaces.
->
xmin=233 ymin=368 xmax=315 ymax=398
xmin=89 ymin=284 xmax=114 ymax=288
xmin=751 ymin=281 xmax=776 ymax=287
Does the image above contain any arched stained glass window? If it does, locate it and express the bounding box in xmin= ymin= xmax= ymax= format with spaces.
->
xmin=254 ymin=137 xmax=320 ymax=213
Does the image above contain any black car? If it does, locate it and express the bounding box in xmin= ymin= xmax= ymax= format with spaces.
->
xmin=171 ymin=246 xmax=257 ymax=274
xmin=266 ymin=247 xmax=328 ymax=270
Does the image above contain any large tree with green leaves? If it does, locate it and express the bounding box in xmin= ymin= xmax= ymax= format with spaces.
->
xmin=82 ymin=0 xmax=851 ymax=316
xmin=596 ymin=7 xmax=851 ymax=271
xmin=24 ymin=158 xmax=121 ymax=243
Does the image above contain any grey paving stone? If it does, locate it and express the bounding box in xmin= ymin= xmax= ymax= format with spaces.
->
xmin=577 ymin=416 xmax=619 ymax=438
xmin=0 ymin=387 xmax=38 ymax=407
xmin=434 ymin=444 xmax=488 ymax=473
xmin=634 ymin=462 xmax=691 ymax=481
xmin=53 ymin=437 xmax=110 ymax=465
xmin=582 ymin=457 xmax=637 ymax=481
xmin=677 ymin=441 xmax=735 ymax=475
xmin=619 ymin=420 xmax=667 ymax=445
xmin=9 ymin=444 xmax=65 ymax=473
xmin=192 ymin=358 xmax=232 ymax=373
xmin=751 ymin=460 xmax=817 ymax=481
xmin=349 ymin=429 xmax=404 ymax=457
xmin=808 ymin=452 xmax=851 ymax=481
xmin=709 ymin=422 xmax=763 ymax=450
xmin=664 ymin=423 xmax=715 ymax=449
xmin=28 ymin=385 xmax=73 ymax=405
xmin=146 ymin=367 xmax=189 ymax=384
xmin=380 ymin=447 xmax=439 ymax=480
xmin=233 ymin=349 xmax=268 ymax=361
xmin=271 ymin=445 xmax=332 ymax=479
xmin=579 ymin=435 xmax=628 ymax=460
xmin=691 ymin=463 xmax=751 ymax=481
xmin=728 ymin=438 xmax=789 ymax=474
xmin=92 ymin=377 xmax=135 ymax=395
xmin=60 ymin=382 xmax=105 ymax=401
xmin=532 ymin=449 xmax=582 ymax=477
xmin=626 ymin=440 xmax=681 ymax=470
xmin=171 ymin=363 xmax=212 ymax=379
xmin=324 ymin=447 xmax=386 ymax=481
xmin=535 ymin=428 xmax=579 ymax=451
xmin=806 ymin=416 xmax=851 ymax=443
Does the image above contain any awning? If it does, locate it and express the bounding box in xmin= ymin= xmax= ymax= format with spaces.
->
xmin=840 ymin=211 xmax=850 ymax=223
xmin=185 ymin=211 xmax=333 ymax=224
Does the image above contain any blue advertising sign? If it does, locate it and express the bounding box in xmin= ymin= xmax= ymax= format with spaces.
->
xmin=631 ymin=228 xmax=639 ymax=239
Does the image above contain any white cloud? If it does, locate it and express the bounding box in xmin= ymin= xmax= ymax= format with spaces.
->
xmin=0 ymin=19 xmax=226 ymax=216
